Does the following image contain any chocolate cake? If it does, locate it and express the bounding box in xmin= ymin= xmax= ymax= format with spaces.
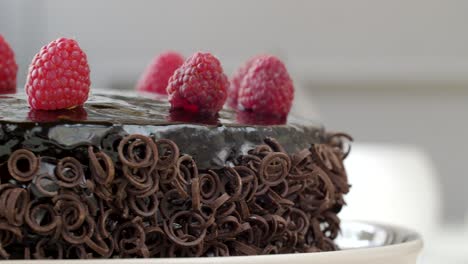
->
xmin=0 ymin=91 xmax=351 ymax=259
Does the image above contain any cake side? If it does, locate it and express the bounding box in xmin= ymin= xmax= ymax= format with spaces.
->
xmin=0 ymin=131 xmax=350 ymax=259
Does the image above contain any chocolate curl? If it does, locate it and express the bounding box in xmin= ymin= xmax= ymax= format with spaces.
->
xmin=264 ymin=137 xmax=287 ymax=153
xmin=285 ymin=208 xmax=310 ymax=235
xmin=0 ymin=184 xmax=29 ymax=226
xmin=97 ymin=209 xmax=120 ymax=239
xmin=237 ymin=154 xmax=262 ymax=173
xmin=122 ymin=166 xmax=154 ymax=191
xmin=299 ymin=165 xmax=336 ymax=215
xmin=33 ymin=173 xmax=59 ymax=197
xmin=126 ymin=170 xmax=160 ymax=198
xmin=251 ymin=144 xmax=273 ymax=156
xmin=33 ymin=238 xmax=64 ymax=259
xmin=145 ymin=226 xmax=167 ymax=257
xmin=203 ymin=242 xmax=230 ymax=257
xmin=61 ymin=215 xmax=96 ymax=245
xmin=321 ymin=211 xmax=341 ymax=240
xmin=55 ymin=157 xmax=85 ymax=188
xmin=53 ymin=193 xmax=87 ymax=231
xmin=88 ymin=146 xmax=115 ymax=185
xmin=175 ymin=155 xmax=198 ymax=185
xmin=163 ymin=211 xmax=207 ymax=247
xmin=167 ymin=241 xmax=204 ymax=257
xmin=233 ymin=166 xmax=258 ymax=203
xmin=155 ymin=139 xmax=180 ymax=170
xmin=7 ymin=149 xmax=39 ymax=182
xmin=118 ymin=134 xmax=158 ymax=169
xmin=128 ymin=193 xmax=159 ymax=217
xmin=198 ymin=171 xmax=222 ymax=204
xmin=84 ymin=229 xmax=115 ymax=258
xmin=262 ymin=244 xmax=278 ymax=254
xmin=326 ymin=132 xmax=354 ymax=160
xmin=191 ymin=177 xmax=201 ymax=211
xmin=159 ymin=189 xmax=188 ymax=220
xmin=320 ymin=237 xmax=338 ymax=252
xmin=312 ymin=144 xmax=350 ymax=195
xmin=221 ymin=167 xmax=242 ymax=202
xmin=113 ymin=219 xmax=149 ymax=257
xmin=66 ymin=245 xmax=92 ymax=259
xmin=271 ymin=179 xmax=289 ymax=198
xmin=0 ymin=221 xmax=22 ymax=259
xmin=289 ymin=149 xmax=314 ymax=181
xmin=265 ymin=215 xmax=288 ymax=239
xmin=306 ymin=218 xmax=324 ymax=246
xmin=229 ymin=240 xmax=260 ymax=256
xmin=159 ymin=166 xmax=177 ymax=184
xmin=217 ymin=215 xmax=242 ymax=239
xmin=241 ymin=215 xmax=270 ymax=245
xmin=25 ymin=201 xmax=61 ymax=236
xmin=258 ymin=152 xmax=291 ymax=187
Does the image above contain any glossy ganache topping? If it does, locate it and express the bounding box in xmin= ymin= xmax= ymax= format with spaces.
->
xmin=0 ymin=91 xmax=324 ymax=169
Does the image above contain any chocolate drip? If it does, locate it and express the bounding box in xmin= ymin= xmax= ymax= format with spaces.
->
xmin=0 ymin=133 xmax=350 ymax=259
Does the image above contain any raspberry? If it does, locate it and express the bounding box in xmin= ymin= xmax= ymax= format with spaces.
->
xmin=0 ymin=35 xmax=18 ymax=94
xmin=227 ymin=55 xmax=261 ymax=109
xmin=136 ymin=51 xmax=184 ymax=95
xmin=238 ymin=56 xmax=294 ymax=117
xmin=167 ymin=52 xmax=228 ymax=114
xmin=25 ymin=38 xmax=91 ymax=110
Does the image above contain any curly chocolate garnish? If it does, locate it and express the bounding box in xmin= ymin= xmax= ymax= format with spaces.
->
xmin=233 ymin=166 xmax=258 ymax=203
xmin=7 ymin=149 xmax=39 ymax=182
xmin=0 ymin=184 xmax=29 ymax=226
xmin=258 ymin=152 xmax=291 ymax=187
xmin=66 ymin=244 xmax=92 ymax=259
xmin=33 ymin=173 xmax=59 ymax=197
xmin=55 ymin=157 xmax=85 ymax=188
xmin=128 ymin=193 xmax=159 ymax=217
xmin=221 ymin=167 xmax=242 ymax=202
xmin=176 ymin=155 xmax=198 ymax=185
xmin=198 ymin=171 xmax=222 ymax=204
xmin=155 ymin=139 xmax=180 ymax=170
xmin=164 ymin=211 xmax=207 ymax=247
xmin=204 ymin=242 xmax=230 ymax=257
xmin=0 ymin=133 xmax=350 ymax=258
xmin=53 ymin=193 xmax=87 ymax=231
xmin=88 ymin=146 xmax=115 ymax=186
xmin=118 ymin=134 xmax=158 ymax=169
xmin=0 ymin=221 xmax=22 ymax=259
xmin=326 ymin=132 xmax=354 ymax=160
xmin=145 ymin=226 xmax=167 ymax=256
xmin=33 ymin=238 xmax=64 ymax=259
xmin=113 ymin=218 xmax=149 ymax=257
xmin=25 ymin=200 xmax=60 ymax=236
xmin=122 ymin=166 xmax=154 ymax=191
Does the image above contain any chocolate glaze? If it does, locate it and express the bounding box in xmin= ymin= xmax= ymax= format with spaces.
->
xmin=0 ymin=91 xmax=324 ymax=169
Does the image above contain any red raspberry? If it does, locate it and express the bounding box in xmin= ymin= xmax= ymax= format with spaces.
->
xmin=136 ymin=51 xmax=184 ymax=95
xmin=167 ymin=52 xmax=228 ymax=114
xmin=0 ymin=35 xmax=18 ymax=94
xmin=227 ymin=56 xmax=261 ymax=109
xmin=25 ymin=38 xmax=91 ymax=110
xmin=238 ymin=56 xmax=294 ymax=117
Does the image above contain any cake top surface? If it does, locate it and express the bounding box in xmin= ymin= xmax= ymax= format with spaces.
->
xmin=0 ymin=90 xmax=325 ymax=169
xmin=0 ymin=90 xmax=320 ymax=129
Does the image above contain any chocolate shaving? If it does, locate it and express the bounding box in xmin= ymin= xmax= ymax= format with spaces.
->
xmin=7 ymin=149 xmax=39 ymax=182
xmin=55 ymin=157 xmax=85 ymax=188
xmin=0 ymin=134 xmax=350 ymax=258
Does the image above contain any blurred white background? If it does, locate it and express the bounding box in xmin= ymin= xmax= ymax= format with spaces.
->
xmin=1 ymin=0 xmax=468 ymax=262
